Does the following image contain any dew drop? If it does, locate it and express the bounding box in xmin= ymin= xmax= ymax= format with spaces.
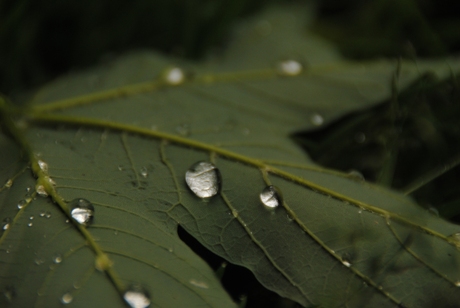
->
xmin=455 ymin=281 xmax=460 ymax=287
xmin=53 ymin=254 xmax=62 ymax=264
xmin=39 ymin=211 xmax=45 ymax=217
xmin=4 ymin=179 xmax=13 ymax=188
xmin=123 ymin=285 xmax=151 ymax=308
xmin=164 ymin=67 xmax=185 ymax=85
xmin=185 ymin=162 xmax=221 ymax=199
xmin=17 ymin=199 xmax=27 ymax=210
xmin=69 ymin=198 xmax=95 ymax=226
xmin=310 ymin=113 xmax=324 ymax=126
xmin=354 ymin=132 xmax=366 ymax=143
xmin=176 ymin=124 xmax=190 ymax=136
xmin=140 ymin=167 xmax=148 ymax=178
xmin=259 ymin=186 xmax=282 ymax=210
xmin=35 ymin=184 xmax=48 ymax=197
xmin=189 ymin=279 xmax=209 ymax=289
xmin=29 ymin=216 xmax=34 ymax=220
xmin=28 ymin=222 xmax=33 ymax=227
xmin=428 ymin=207 xmax=439 ymax=217
xmin=347 ymin=170 xmax=365 ymax=182
xmin=2 ymin=218 xmax=11 ymax=231
xmin=45 ymin=212 xmax=51 ymax=219
xmin=61 ymin=293 xmax=73 ymax=304
xmin=37 ymin=160 xmax=48 ymax=173
xmin=277 ymin=60 xmax=303 ymax=76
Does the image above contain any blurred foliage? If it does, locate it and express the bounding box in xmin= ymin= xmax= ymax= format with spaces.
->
xmin=295 ymin=71 xmax=460 ymax=222
xmin=313 ymin=0 xmax=460 ymax=59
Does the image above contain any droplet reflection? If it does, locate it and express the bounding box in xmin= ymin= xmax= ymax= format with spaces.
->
xmin=185 ymin=162 xmax=221 ymax=198
xmin=123 ymin=285 xmax=150 ymax=308
xmin=69 ymin=198 xmax=95 ymax=226
xmin=259 ymin=186 xmax=282 ymax=210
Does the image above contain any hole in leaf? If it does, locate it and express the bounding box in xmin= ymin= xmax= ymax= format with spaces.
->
xmin=177 ymin=225 xmax=301 ymax=308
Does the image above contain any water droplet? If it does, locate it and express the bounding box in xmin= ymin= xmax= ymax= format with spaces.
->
xmin=61 ymin=293 xmax=73 ymax=304
xmin=45 ymin=212 xmax=51 ymax=218
xmin=35 ymin=184 xmax=48 ymax=197
xmin=347 ymin=170 xmax=365 ymax=182
xmin=164 ymin=67 xmax=185 ymax=85
xmin=342 ymin=259 xmax=352 ymax=267
xmin=310 ymin=113 xmax=324 ymax=126
xmin=37 ymin=160 xmax=48 ymax=173
xmin=2 ymin=218 xmax=11 ymax=231
xmin=189 ymin=279 xmax=209 ymax=289
xmin=259 ymin=186 xmax=282 ymax=210
xmin=39 ymin=211 xmax=45 ymax=217
xmin=69 ymin=198 xmax=95 ymax=226
xmin=118 ymin=165 xmax=124 ymax=171
xmin=28 ymin=222 xmax=33 ymax=227
xmin=123 ymin=285 xmax=151 ymax=308
xmin=17 ymin=200 xmax=27 ymax=210
xmin=34 ymin=258 xmax=44 ymax=265
xmin=448 ymin=233 xmax=460 ymax=248
xmin=185 ymin=162 xmax=221 ymax=198
xmin=140 ymin=167 xmax=148 ymax=178
xmin=26 ymin=187 xmax=31 ymax=192
xmin=95 ymin=254 xmax=113 ymax=271
xmin=4 ymin=179 xmax=13 ymax=188
xmin=176 ymin=124 xmax=190 ymax=136
xmin=29 ymin=216 xmax=34 ymax=220
xmin=354 ymin=132 xmax=366 ymax=143
xmin=231 ymin=209 xmax=238 ymax=218
xmin=53 ymin=254 xmax=62 ymax=264
xmin=277 ymin=60 xmax=303 ymax=76
xmin=455 ymin=281 xmax=460 ymax=287
xmin=3 ymin=286 xmax=15 ymax=302
xmin=428 ymin=207 xmax=439 ymax=217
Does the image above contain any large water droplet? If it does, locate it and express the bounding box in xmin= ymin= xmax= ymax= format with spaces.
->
xmin=185 ymin=162 xmax=221 ymax=198
xmin=163 ymin=67 xmax=185 ymax=85
xmin=69 ymin=198 xmax=94 ymax=226
xmin=259 ymin=186 xmax=282 ymax=210
xmin=61 ymin=293 xmax=73 ymax=304
xmin=123 ymin=285 xmax=150 ymax=308
xmin=277 ymin=60 xmax=303 ymax=76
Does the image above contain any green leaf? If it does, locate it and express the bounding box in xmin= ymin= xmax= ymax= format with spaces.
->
xmin=2 ymin=5 xmax=460 ymax=308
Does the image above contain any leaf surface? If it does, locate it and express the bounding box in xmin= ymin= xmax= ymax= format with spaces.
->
xmin=1 ymin=5 xmax=460 ymax=308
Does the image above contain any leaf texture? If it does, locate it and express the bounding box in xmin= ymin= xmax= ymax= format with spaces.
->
xmin=2 ymin=5 xmax=460 ymax=308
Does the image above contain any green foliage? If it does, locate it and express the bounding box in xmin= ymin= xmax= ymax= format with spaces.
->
xmin=1 ymin=3 xmax=460 ymax=308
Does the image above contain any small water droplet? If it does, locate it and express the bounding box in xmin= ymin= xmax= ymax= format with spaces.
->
xmin=347 ymin=170 xmax=365 ymax=182
xmin=455 ymin=281 xmax=460 ymax=287
xmin=45 ymin=212 xmax=51 ymax=218
xmin=26 ymin=187 xmax=31 ymax=192
xmin=428 ymin=207 xmax=439 ymax=217
xmin=164 ymin=67 xmax=185 ymax=85
xmin=277 ymin=60 xmax=303 ymax=76
xmin=61 ymin=293 xmax=73 ymax=304
xmin=176 ymin=124 xmax=190 ymax=136
xmin=231 ymin=209 xmax=238 ymax=218
xmin=185 ymin=162 xmax=221 ymax=198
xmin=28 ymin=222 xmax=33 ymax=227
xmin=29 ymin=216 xmax=34 ymax=220
xmin=140 ymin=167 xmax=148 ymax=178
xmin=123 ymin=285 xmax=151 ymax=308
xmin=3 ymin=286 xmax=15 ymax=302
xmin=34 ymin=258 xmax=44 ymax=265
xmin=342 ymin=259 xmax=352 ymax=267
xmin=118 ymin=165 xmax=124 ymax=171
xmin=53 ymin=254 xmax=62 ymax=264
xmin=2 ymin=218 xmax=11 ymax=231
xmin=358 ymin=209 xmax=362 ymax=214
xmin=39 ymin=211 xmax=45 ymax=217
xmin=17 ymin=200 xmax=27 ymax=210
xmin=310 ymin=113 xmax=324 ymax=126
xmin=354 ymin=132 xmax=366 ymax=143
xmin=69 ymin=198 xmax=95 ymax=226
xmin=259 ymin=186 xmax=282 ymax=210
xmin=189 ymin=279 xmax=209 ymax=289
xmin=35 ymin=184 xmax=48 ymax=197
xmin=37 ymin=160 xmax=48 ymax=173
xmin=4 ymin=179 xmax=13 ymax=188
xmin=448 ymin=233 xmax=460 ymax=248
